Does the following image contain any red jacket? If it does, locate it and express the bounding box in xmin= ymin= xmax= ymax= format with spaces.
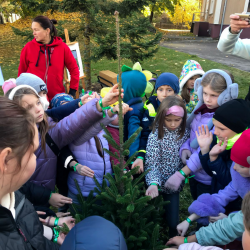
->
xmin=18 ymin=37 xmax=79 ymax=101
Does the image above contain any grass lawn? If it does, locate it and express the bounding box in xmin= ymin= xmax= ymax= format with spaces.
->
xmin=0 ymin=29 xmax=249 ymax=243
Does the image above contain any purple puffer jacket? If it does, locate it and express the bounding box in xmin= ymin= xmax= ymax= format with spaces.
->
xmin=180 ymin=112 xmax=214 ymax=185
xmin=189 ymin=162 xmax=250 ymax=225
xmin=30 ymin=98 xmax=106 ymax=191
xmin=68 ymin=130 xmax=112 ymax=197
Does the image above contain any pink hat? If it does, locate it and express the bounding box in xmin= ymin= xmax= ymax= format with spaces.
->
xmin=2 ymin=78 xmax=16 ymax=94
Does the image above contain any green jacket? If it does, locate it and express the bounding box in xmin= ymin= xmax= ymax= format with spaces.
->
xmin=196 ymin=211 xmax=244 ymax=246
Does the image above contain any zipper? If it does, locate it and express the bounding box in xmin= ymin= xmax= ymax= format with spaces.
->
xmin=98 ymin=137 xmax=106 ymax=178
xmin=44 ymin=45 xmax=49 ymax=85
xmin=16 ymin=223 xmax=27 ymax=242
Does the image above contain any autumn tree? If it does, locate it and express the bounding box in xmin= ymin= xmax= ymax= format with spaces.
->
xmin=168 ymin=0 xmax=201 ymax=29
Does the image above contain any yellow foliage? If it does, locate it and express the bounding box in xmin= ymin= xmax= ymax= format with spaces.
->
xmin=168 ymin=0 xmax=200 ymax=29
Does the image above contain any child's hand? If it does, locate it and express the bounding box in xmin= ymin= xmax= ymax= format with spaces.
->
xmin=164 ymin=171 xmax=185 ymax=191
xmin=36 ymin=211 xmax=46 ymax=224
xmin=209 ymin=213 xmax=228 ymax=223
xmin=57 ymin=232 xmax=66 ymax=245
xmin=76 ymin=164 xmax=95 ymax=178
xmin=195 ymin=125 xmax=213 ymax=155
xmin=177 ymin=220 xmax=190 ymax=236
xmin=166 ymin=236 xmax=185 ymax=247
xmin=58 ymin=216 xmax=76 ymax=229
xmin=101 ymin=84 xmax=124 ymax=108
xmin=209 ymin=138 xmax=228 ymax=162
xmin=49 ymin=193 xmax=73 ymax=208
xmin=113 ymin=103 xmax=132 ymax=115
xmin=131 ymin=158 xmax=144 ymax=174
xmin=181 ymin=149 xmax=191 ymax=164
xmin=145 ymin=185 xmax=159 ymax=199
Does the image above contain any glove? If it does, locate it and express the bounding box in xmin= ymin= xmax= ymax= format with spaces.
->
xmin=164 ymin=171 xmax=185 ymax=191
xmin=177 ymin=220 xmax=190 ymax=236
xmin=181 ymin=149 xmax=191 ymax=164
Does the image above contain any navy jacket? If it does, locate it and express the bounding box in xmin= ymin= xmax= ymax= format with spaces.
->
xmin=199 ymin=135 xmax=232 ymax=193
xmin=60 ymin=216 xmax=127 ymax=250
xmin=138 ymin=95 xmax=159 ymax=159
xmin=46 ymin=99 xmax=80 ymax=121
xmin=124 ymin=97 xmax=144 ymax=157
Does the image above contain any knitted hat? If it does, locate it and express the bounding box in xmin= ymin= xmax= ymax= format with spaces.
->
xmin=179 ymin=60 xmax=205 ymax=91
xmin=2 ymin=78 xmax=16 ymax=94
xmin=16 ymin=73 xmax=47 ymax=94
xmin=213 ymin=99 xmax=250 ymax=134
xmin=231 ymin=129 xmax=250 ymax=168
xmin=51 ymin=93 xmax=74 ymax=108
xmin=155 ymin=73 xmax=179 ymax=94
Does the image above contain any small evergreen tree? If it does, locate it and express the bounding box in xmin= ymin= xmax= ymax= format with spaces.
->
xmin=69 ymin=12 xmax=167 ymax=250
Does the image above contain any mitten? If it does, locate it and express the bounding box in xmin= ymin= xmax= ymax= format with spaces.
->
xmin=164 ymin=171 xmax=185 ymax=191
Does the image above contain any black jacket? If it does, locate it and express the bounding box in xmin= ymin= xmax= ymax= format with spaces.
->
xmin=0 ymin=191 xmax=59 ymax=250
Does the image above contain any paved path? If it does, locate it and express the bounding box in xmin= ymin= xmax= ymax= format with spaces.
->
xmin=161 ymin=39 xmax=250 ymax=72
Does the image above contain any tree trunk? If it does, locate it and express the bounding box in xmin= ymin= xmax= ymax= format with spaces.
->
xmin=84 ymin=14 xmax=91 ymax=89
xmin=149 ymin=11 xmax=154 ymax=23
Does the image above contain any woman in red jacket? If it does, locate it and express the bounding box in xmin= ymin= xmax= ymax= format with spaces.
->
xmin=18 ymin=15 xmax=79 ymax=101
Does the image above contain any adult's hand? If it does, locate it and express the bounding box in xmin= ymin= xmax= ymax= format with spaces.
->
xmin=230 ymin=14 xmax=250 ymax=34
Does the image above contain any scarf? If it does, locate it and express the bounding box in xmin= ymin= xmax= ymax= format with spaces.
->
xmin=194 ymin=104 xmax=218 ymax=115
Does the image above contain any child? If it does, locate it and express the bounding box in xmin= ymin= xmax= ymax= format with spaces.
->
xmin=165 ymin=69 xmax=238 ymax=201
xmin=133 ymin=72 xmax=180 ymax=173
xmin=177 ymin=128 xmax=250 ymax=237
xmin=179 ymin=60 xmax=205 ymax=114
xmin=7 ymin=84 xmax=121 ymax=193
xmin=122 ymin=63 xmax=147 ymax=159
xmin=145 ymin=95 xmax=190 ymax=238
xmin=0 ymin=97 xmax=62 ymax=249
xmin=196 ymin=99 xmax=250 ymax=210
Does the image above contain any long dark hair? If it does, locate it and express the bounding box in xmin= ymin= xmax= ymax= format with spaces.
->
xmin=33 ymin=16 xmax=58 ymax=37
xmin=181 ymin=82 xmax=191 ymax=104
xmin=6 ymin=88 xmax=49 ymax=154
xmin=0 ymin=97 xmax=35 ymax=173
xmin=152 ymin=96 xmax=187 ymax=140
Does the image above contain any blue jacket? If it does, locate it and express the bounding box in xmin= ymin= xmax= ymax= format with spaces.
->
xmin=138 ymin=95 xmax=159 ymax=158
xmin=46 ymin=99 xmax=80 ymax=121
xmin=124 ymin=97 xmax=144 ymax=157
xmin=60 ymin=216 xmax=127 ymax=250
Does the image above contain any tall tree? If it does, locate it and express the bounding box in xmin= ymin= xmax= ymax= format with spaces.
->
xmin=146 ymin=0 xmax=180 ymax=23
xmin=62 ymin=0 xmax=161 ymax=88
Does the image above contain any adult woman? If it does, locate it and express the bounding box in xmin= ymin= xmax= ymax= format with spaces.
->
xmin=18 ymin=15 xmax=79 ymax=101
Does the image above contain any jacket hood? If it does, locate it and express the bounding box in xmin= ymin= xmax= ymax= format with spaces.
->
xmin=31 ymin=36 xmax=63 ymax=47
xmin=121 ymin=70 xmax=147 ymax=103
xmin=179 ymin=60 xmax=204 ymax=91
xmin=60 ymin=216 xmax=127 ymax=250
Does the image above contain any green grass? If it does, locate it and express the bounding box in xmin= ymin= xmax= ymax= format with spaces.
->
xmin=1 ymin=32 xmax=249 ymax=243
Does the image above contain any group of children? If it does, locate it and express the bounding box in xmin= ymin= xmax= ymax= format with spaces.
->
xmin=1 ymin=58 xmax=250 ymax=250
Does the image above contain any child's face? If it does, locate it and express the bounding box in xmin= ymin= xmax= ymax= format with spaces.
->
xmin=157 ymin=85 xmax=175 ymax=103
xmin=164 ymin=114 xmax=182 ymax=131
xmin=243 ymin=227 xmax=250 ymax=250
xmin=38 ymin=90 xmax=47 ymax=97
xmin=4 ymin=124 xmax=39 ymax=192
xmin=186 ymin=75 xmax=200 ymax=90
xmin=233 ymin=163 xmax=250 ymax=178
xmin=21 ymin=94 xmax=44 ymax=123
xmin=213 ymin=119 xmax=237 ymax=142
xmin=203 ymin=85 xmax=220 ymax=109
